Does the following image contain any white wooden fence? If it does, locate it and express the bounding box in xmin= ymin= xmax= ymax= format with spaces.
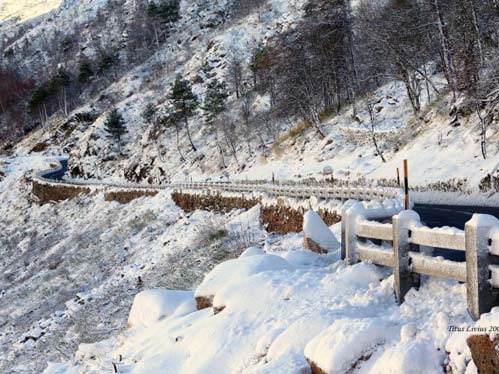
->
xmin=341 ymin=201 xmax=499 ymax=320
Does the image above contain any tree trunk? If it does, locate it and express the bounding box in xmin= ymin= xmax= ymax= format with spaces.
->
xmin=468 ymin=0 xmax=484 ymax=65
xmin=175 ymin=125 xmax=186 ymax=162
xmin=215 ymin=127 xmax=226 ymax=169
xmin=434 ymin=0 xmax=456 ymax=97
xmin=183 ymin=116 xmax=197 ymax=152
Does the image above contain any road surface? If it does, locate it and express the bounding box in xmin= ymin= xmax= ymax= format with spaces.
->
xmin=414 ymin=204 xmax=499 ymax=261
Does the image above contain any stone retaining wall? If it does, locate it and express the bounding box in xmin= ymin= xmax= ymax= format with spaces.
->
xmin=32 ymin=179 xmax=92 ymax=202
xmin=32 ymin=179 xmax=158 ymax=204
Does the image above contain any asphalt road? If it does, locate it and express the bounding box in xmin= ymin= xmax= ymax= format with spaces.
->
xmin=413 ymin=204 xmax=499 ymax=261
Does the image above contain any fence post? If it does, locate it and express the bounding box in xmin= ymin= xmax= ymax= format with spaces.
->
xmin=465 ymin=215 xmax=499 ymax=320
xmin=341 ymin=203 xmax=363 ymax=265
xmin=341 ymin=210 xmax=347 ymax=260
xmin=392 ymin=211 xmax=420 ymax=304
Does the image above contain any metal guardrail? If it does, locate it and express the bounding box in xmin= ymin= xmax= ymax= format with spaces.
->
xmin=341 ymin=203 xmax=499 ymax=320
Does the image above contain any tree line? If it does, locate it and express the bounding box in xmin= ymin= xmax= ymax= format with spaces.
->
xmin=248 ymin=0 xmax=499 ymax=160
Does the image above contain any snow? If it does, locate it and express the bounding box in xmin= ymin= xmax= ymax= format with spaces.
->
xmin=29 ymin=207 xmax=479 ymax=374
xmin=304 ymin=318 xmax=395 ymax=373
xmin=240 ymin=246 xmax=265 ymax=258
xmin=194 ymin=253 xmax=294 ymax=300
xmin=467 ymin=213 xmax=499 ymax=228
xmin=128 ymin=289 xmax=196 ymax=329
xmin=2 ymin=0 xmax=499 ymax=371
xmin=303 ymin=209 xmax=340 ymax=251
xmin=0 ymin=0 xmax=61 ymax=23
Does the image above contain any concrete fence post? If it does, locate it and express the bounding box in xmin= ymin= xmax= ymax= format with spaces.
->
xmin=465 ymin=215 xmax=499 ymax=320
xmin=341 ymin=210 xmax=347 ymax=261
xmin=392 ymin=211 xmax=421 ymax=304
xmin=341 ymin=203 xmax=363 ymax=265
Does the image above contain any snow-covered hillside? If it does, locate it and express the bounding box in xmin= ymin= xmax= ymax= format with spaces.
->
xmin=2 ymin=0 xmax=499 ymax=373
xmin=3 ymin=0 xmax=498 ymax=193
xmin=0 ymin=0 xmax=61 ymax=23
xmin=0 ymin=155 xmax=267 ymax=373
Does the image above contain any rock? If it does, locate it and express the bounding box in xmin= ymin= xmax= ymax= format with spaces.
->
xmin=467 ymin=334 xmax=499 ymax=373
xmin=195 ymin=254 xmax=293 ymax=310
xmin=195 ymin=295 xmax=214 ymax=310
xmin=303 ymin=237 xmax=328 ymax=254
xmin=309 ymin=360 xmax=327 ymax=374
xmin=303 ymin=210 xmax=340 ymax=254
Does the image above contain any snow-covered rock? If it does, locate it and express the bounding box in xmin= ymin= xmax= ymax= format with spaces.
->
xmin=128 ymin=290 xmax=196 ymax=328
xmin=303 ymin=210 xmax=340 ymax=253
xmin=194 ymin=253 xmax=294 ymax=309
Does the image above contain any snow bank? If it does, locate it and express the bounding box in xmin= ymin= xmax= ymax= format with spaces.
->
xmin=128 ymin=290 xmax=196 ymax=328
xmin=226 ymin=204 xmax=262 ymax=232
xmin=194 ymin=253 xmax=294 ymax=299
xmin=304 ymin=318 xmax=394 ymax=373
xmin=303 ymin=210 xmax=340 ymax=252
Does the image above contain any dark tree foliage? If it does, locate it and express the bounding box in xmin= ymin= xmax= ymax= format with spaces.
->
xmin=104 ymin=109 xmax=127 ymax=150
xmin=28 ymin=69 xmax=71 ymax=113
xmin=0 ymin=68 xmax=34 ymax=147
xmin=169 ymin=74 xmax=199 ymax=152
xmin=142 ymin=103 xmax=157 ymax=124
xmin=203 ymin=79 xmax=229 ymax=126
xmin=78 ymin=60 xmax=94 ymax=83
xmin=147 ymin=0 xmax=181 ymax=24
xmin=98 ymin=49 xmax=120 ymax=72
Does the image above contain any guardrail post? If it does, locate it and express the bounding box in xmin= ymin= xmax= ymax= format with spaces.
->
xmin=465 ymin=215 xmax=499 ymax=320
xmin=392 ymin=211 xmax=420 ymax=304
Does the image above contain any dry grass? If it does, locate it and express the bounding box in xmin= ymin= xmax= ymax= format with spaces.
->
xmin=271 ymin=120 xmax=310 ymax=157
xmin=171 ymin=191 xmax=341 ymax=234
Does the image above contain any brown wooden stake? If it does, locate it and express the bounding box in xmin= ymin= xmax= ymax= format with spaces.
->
xmin=397 ymin=168 xmax=400 ymax=187
xmin=403 ymin=160 xmax=409 ymax=210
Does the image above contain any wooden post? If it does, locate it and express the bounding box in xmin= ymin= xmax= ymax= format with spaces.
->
xmin=403 ymin=160 xmax=409 ymax=210
xmin=465 ymin=215 xmax=499 ymax=320
xmin=397 ymin=168 xmax=400 ymax=187
xmin=392 ymin=213 xmax=420 ymax=304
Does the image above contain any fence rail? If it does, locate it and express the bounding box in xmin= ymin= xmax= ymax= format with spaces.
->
xmin=34 ymin=158 xmax=405 ymax=204
xmin=341 ymin=203 xmax=499 ymax=320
